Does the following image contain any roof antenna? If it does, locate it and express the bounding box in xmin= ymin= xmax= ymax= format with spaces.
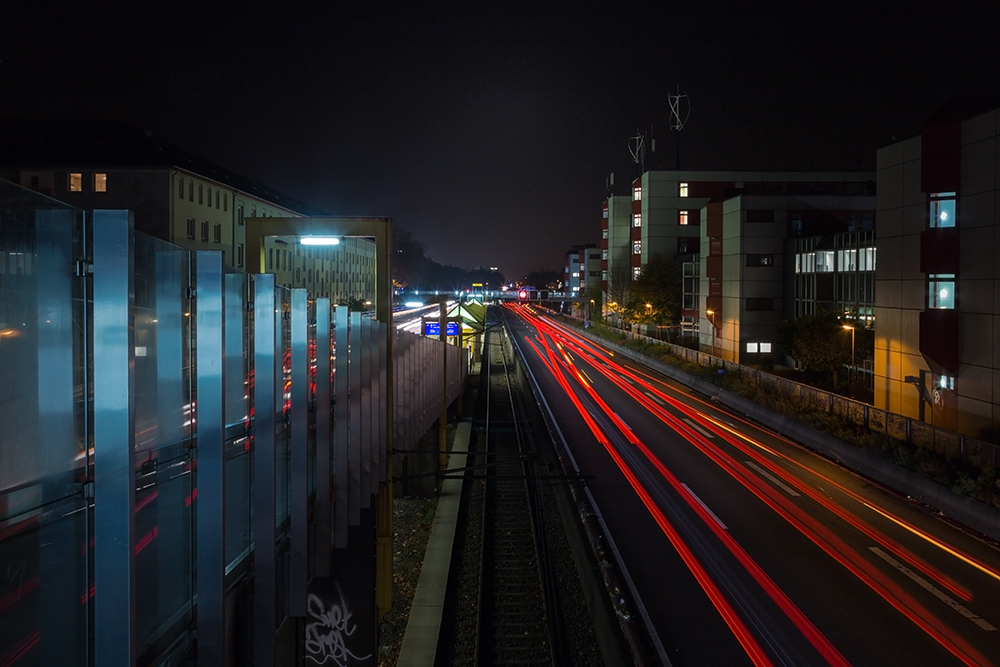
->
xmin=668 ymin=86 xmax=691 ymax=170
xmin=629 ymin=131 xmax=645 ymax=178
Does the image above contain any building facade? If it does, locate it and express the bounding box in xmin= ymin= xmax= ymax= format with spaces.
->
xmin=1 ymin=120 xmax=376 ymax=302
xmin=874 ymin=99 xmax=1000 ymax=434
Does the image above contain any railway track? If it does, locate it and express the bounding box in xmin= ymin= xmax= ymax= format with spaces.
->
xmin=442 ymin=310 xmax=564 ymax=665
xmin=475 ymin=319 xmax=560 ymax=666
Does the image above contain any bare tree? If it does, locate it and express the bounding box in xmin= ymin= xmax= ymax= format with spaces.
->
xmin=603 ymin=264 xmax=634 ymax=325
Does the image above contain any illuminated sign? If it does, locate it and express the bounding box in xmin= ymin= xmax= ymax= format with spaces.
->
xmin=424 ymin=322 xmax=460 ymax=336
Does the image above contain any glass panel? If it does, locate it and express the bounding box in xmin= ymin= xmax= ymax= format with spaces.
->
xmin=277 ymin=287 xmax=291 ymax=526
xmin=928 ymin=274 xmax=956 ymax=309
xmin=224 ymin=269 xmax=250 ymax=428
xmin=0 ymin=182 xmax=87 ymax=665
xmin=132 ymin=233 xmax=195 ymax=653
xmin=133 ymin=235 xmax=193 ymax=452
xmin=930 ymin=196 xmax=956 ymax=228
xmin=134 ymin=447 xmax=194 ymax=651
xmin=816 ymin=251 xmax=835 ymax=272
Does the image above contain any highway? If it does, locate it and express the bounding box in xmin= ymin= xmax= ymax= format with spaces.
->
xmin=504 ymin=303 xmax=1000 ymax=667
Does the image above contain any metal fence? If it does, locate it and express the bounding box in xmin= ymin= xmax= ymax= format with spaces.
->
xmin=0 ymin=179 xmax=466 ymax=666
xmin=609 ymin=326 xmax=999 ymax=471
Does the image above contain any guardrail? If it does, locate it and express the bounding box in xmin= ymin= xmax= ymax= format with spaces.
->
xmin=596 ymin=326 xmax=999 ymax=472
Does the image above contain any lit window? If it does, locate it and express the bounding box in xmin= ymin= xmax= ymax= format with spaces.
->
xmin=747 ymin=342 xmax=759 ymax=353
xmin=69 ymin=173 xmax=82 ymax=192
xmin=679 ymin=211 xmax=689 ymax=225
xmin=928 ymin=274 xmax=955 ymax=309
xmin=571 ymin=271 xmax=579 ymax=278
xmin=633 ymin=186 xmax=642 ymax=201
xmin=760 ymin=342 xmax=772 ymax=353
xmin=859 ymin=247 xmax=876 ymax=271
xmin=838 ymin=248 xmax=857 ymax=271
xmin=633 ymin=240 xmax=642 ymax=255
xmin=633 ymin=266 xmax=642 ymax=279
xmin=601 ymin=270 xmax=607 ymax=280
xmin=633 ymin=213 xmax=642 ymax=228
xmin=679 ymin=182 xmax=689 ymax=197
xmin=937 ymin=375 xmax=955 ymax=390
xmin=602 ymin=228 xmax=608 ymax=239
xmin=602 ymin=209 xmax=609 ymax=218
xmin=929 ymin=192 xmax=956 ymax=229
xmin=94 ymin=173 xmax=107 ymax=192
xmin=815 ymin=251 xmax=834 ymax=272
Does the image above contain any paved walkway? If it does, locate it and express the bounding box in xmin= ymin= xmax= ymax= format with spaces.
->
xmin=395 ymin=418 xmax=471 ymax=666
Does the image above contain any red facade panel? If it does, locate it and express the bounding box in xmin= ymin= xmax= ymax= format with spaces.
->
xmin=706 ymin=255 xmax=723 ymax=278
xmin=919 ymin=228 xmax=959 ymax=274
xmin=919 ymin=309 xmax=959 ymax=376
xmin=921 ymin=121 xmax=962 ymax=194
xmin=706 ymin=202 xmax=724 ymax=238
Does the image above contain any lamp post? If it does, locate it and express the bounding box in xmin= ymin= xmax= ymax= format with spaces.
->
xmin=706 ymin=309 xmax=715 ymax=357
xmin=843 ymin=324 xmax=855 ymax=395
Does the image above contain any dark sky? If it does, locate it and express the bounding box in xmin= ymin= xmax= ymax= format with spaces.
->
xmin=4 ymin=2 xmax=1000 ymax=280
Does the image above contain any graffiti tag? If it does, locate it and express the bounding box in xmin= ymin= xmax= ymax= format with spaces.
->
xmin=304 ymin=589 xmax=372 ymax=666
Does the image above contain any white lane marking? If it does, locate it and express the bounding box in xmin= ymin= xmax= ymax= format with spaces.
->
xmin=744 ymin=460 xmax=801 ymax=497
xmin=613 ymin=413 xmax=631 ymax=431
xmin=683 ymin=418 xmax=715 ymax=439
xmin=682 ymin=483 xmax=727 ymax=530
xmin=644 ymin=391 xmax=666 ymax=406
xmin=869 ymin=547 xmax=997 ymax=632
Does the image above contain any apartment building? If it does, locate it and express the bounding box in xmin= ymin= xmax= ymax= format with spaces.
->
xmin=874 ymin=98 xmax=1000 ymax=434
xmin=0 ymin=119 xmax=375 ymax=302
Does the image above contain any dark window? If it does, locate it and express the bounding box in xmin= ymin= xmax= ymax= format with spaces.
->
xmin=188 ymin=182 xmax=194 ymax=201
xmin=186 ymin=217 xmax=195 ymax=239
xmin=747 ymin=209 xmax=775 ymax=223
xmin=200 ymin=221 xmax=209 ymax=241
xmin=746 ymin=254 xmax=774 ymax=266
xmin=746 ymin=298 xmax=773 ymax=311
xmin=198 ymin=184 xmax=203 ymax=205
xmin=178 ymin=177 xmax=184 ymax=199
xmin=237 ymin=243 xmax=244 ymax=267
xmin=213 ymin=223 xmax=222 ymax=243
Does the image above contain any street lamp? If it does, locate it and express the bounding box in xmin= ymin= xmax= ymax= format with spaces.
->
xmin=843 ymin=324 xmax=855 ymax=394
xmin=706 ymin=309 xmax=716 ymax=357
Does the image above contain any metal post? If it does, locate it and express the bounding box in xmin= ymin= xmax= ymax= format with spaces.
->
xmin=438 ymin=298 xmax=447 ymax=473
xmin=195 ymin=251 xmax=226 ymax=666
xmin=253 ymin=274 xmax=277 ymax=664
xmin=289 ymin=288 xmax=308 ymax=616
xmin=92 ymin=210 xmax=137 ymax=667
xmin=334 ymin=305 xmax=349 ymax=546
xmin=315 ymin=299 xmax=332 ymax=576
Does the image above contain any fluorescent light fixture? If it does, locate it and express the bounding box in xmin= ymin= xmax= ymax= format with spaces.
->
xmin=300 ymin=236 xmax=341 ymax=246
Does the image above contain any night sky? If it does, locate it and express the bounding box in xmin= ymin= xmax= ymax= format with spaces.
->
xmin=4 ymin=2 xmax=999 ymax=280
